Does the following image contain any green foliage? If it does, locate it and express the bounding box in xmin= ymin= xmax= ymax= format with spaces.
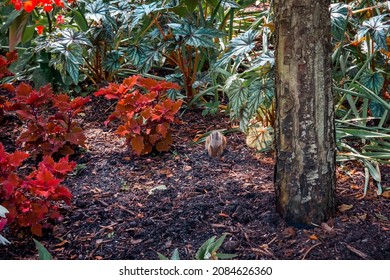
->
xmin=331 ymin=1 xmax=390 ymax=195
xmin=33 ymin=239 xmax=53 ymax=260
xmin=158 ymin=235 xmax=236 ymax=260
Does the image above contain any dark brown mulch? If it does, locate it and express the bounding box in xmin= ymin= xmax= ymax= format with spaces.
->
xmin=0 ymin=98 xmax=389 ymax=260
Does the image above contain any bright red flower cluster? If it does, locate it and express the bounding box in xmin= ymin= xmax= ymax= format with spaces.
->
xmin=10 ymin=0 xmax=65 ymax=13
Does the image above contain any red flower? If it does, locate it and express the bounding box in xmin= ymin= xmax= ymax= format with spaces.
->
xmin=56 ymin=14 xmax=65 ymax=25
xmin=43 ymin=3 xmax=53 ymax=12
xmin=36 ymin=25 xmax=44 ymax=35
xmin=23 ymin=0 xmax=36 ymax=13
xmin=11 ymin=0 xmax=23 ymax=10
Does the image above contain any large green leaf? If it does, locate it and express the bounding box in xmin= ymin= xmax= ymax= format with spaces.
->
xmin=215 ymin=29 xmax=259 ymax=68
xmin=103 ymin=51 xmax=122 ymax=74
xmin=85 ymin=0 xmax=109 ymax=22
xmin=330 ymin=3 xmax=348 ymax=41
xmin=369 ymin=100 xmax=386 ymax=118
xmin=359 ymin=70 xmax=384 ymax=94
xmin=224 ymin=75 xmax=248 ymax=119
xmin=357 ymin=14 xmax=389 ymax=50
xmin=168 ymin=23 xmax=224 ymax=48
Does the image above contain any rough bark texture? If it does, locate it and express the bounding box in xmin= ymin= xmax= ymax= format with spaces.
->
xmin=274 ymin=0 xmax=336 ymax=227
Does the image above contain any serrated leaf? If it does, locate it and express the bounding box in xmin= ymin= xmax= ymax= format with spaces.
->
xmin=215 ymin=29 xmax=259 ymax=68
xmin=168 ymin=23 xmax=224 ymax=48
xmin=358 ymin=14 xmax=389 ymax=51
xmin=85 ymin=0 xmax=109 ymax=22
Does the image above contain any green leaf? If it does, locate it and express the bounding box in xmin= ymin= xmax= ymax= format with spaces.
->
xmin=358 ymin=14 xmax=389 ymax=50
xmin=168 ymin=23 xmax=224 ymax=48
xmin=359 ymin=70 xmax=384 ymax=95
xmin=209 ymin=234 xmax=226 ymax=253
xmin=171 ymin=248 xmax=180 ymax=260
xmin=195 ymin=236 xmax=216 ymax=260
xmin=215 ymin=29 xmax=259 ymax=68
xmin=85 ymin=0 xmax=109 ymax=22
xmin=21 ymin=25 xmax=35 ymax=43
xmin=103 ymin=51 xmax=122 ymax=74
xmin=224 ymin=75 xmax=248 ymax=119
xmin=157 ymin=253 xmax=169 ymax=260
xmin=330 ymin=3 xmax=348 ymax=41
xmin=369 ymin=101 xmax=385 ymax=118
xmin=33 ymin=239 xmax=53 ymax=260
xmin=73 ymin=10 xmax=88 ymax=32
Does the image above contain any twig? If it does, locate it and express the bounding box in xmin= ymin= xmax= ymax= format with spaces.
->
xmin=301 ymin=242 xmax=322 ymax=260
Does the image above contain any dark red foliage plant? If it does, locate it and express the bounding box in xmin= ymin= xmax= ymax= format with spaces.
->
xmin=0 ymin=143 xmax=75 ymax=236
xmin=94 ymin=75 xmax=183 ymax=155
xmin=5 ymin=82 xmax=90 ymax=156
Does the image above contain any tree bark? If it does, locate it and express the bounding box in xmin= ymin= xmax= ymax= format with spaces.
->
xmin=274 ymin=0 xmax=336 ymax=227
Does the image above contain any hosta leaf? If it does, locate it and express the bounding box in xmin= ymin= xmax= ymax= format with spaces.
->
xmin=358 ymin=14 xmax=388 ymax=50
xmin=168 ymin=23 xmax=224 ymax=48
xmin=359 ymin=70 xmax=384 ymax=94
xmin=330 ymin=3 xmax=348 ymax=41
xmin=215 ymin=29 xmax=259 ymax=68
xmin=85 ymin=0 xmax=109 ymax=22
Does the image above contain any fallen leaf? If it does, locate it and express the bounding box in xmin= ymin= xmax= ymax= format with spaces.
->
xmin=130 ymin=239 xmax=143 ymax=245
xmin=338 ymin=204 xmax=353 ymax=212
xmin=218 ymin=212 xmax=229 ymax=218
xmin=55 ymin=240 xmax=69 ymax=247
xmin=282 ymin=227 xmax=296 ymax=238
xmin=95 ymin=256 xmax=103 ymax=260
xmin=309 ymin=234 xmax=318 ymax=241
xmin=381 ymin=191 xmax=390 ymax=199
xmin=148 ymin=185 xmax=167 ymax=195
xmin=358 ymin=213 xmax=367 ymax=221
xmin=321 ymin=222 xmax=335 ymax=234
xmin=375 ymin=213 xmax=389 ymax=221
xmin=183 ymin=165 xmax=192 ymax=172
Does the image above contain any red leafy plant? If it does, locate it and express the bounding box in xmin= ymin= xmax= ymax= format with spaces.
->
xmin=0 ymin=51 xmax=17 ymax=79
xmin=0 ymin=143 xmax=75 ymax=236
xmin=5 ymin=82 xmax=90 ymax=156
xmin=95 ymin=75 xmax=183 ymax=155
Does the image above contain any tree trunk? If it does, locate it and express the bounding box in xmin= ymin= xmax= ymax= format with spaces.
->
xmin=274 ymin=0 xmax=336 ymax=227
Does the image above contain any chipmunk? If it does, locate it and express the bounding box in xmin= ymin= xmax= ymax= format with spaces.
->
xmin=205 ymin=130 xmax=227 ymax=157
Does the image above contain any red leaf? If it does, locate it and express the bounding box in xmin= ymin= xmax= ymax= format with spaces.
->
xmin=7 ymin=150 xmax=29 ymax=167
xmin=30 ymin=223 xmax=43 ymax=236
xmin=131 ymin=135 xmax=145 ymax=155
xmin=156 ymin=122 xmax=169 ymax=138
xmin=155 ymin=133 xmax=173 ymax=152
xmin=0 ymin=218 xmax=7 ymax=231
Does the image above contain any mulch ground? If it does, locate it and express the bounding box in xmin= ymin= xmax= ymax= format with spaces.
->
xmin=1 ymin=98 xmax=389 ymax=260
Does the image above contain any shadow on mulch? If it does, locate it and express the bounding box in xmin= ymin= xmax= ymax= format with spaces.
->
xmin=0 ymin=100 xmax=389 ymax=260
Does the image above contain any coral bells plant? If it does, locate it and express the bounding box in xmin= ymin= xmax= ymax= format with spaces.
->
xmin=95 ymin=75 xmax=183 ymax=155
xmin=0 ymin=143 xmax=75 ymax=236
xmin=5 ymin=82 xmax=90 ymax=156
xmin=0 ymin=51 xmax=17 ymax=79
